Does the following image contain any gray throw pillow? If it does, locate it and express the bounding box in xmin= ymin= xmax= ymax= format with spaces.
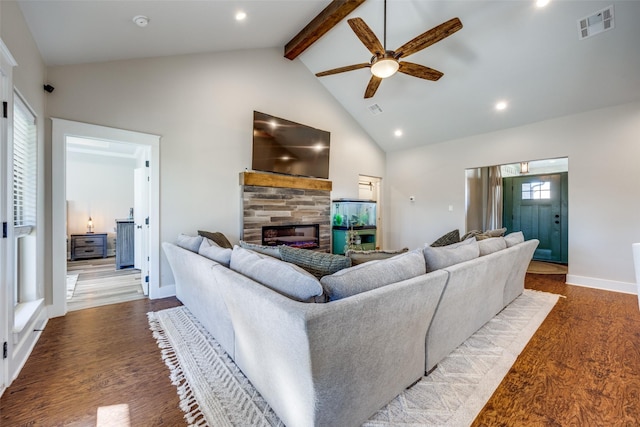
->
xmin=239 ymin=240 xmax=282 ymax=259
xmin=430 ymin=229 xmax=460 ymax=247
xmin=345 ymin=248 xmax=409 ymax=265
xmin=176 ymin=233 xmax=203 ymax=252
xmin=478 ymin=237 xmax=507 ymax=256
xmin=230 ymin=246 xmax=323 ymax=303
xmin=423 ymin=237 xmax=479 ymax=272
xmin=505 ymin=231 xmax=525 ymax=247
xmin=320 ymin=250 xmax=426 ymax=302
xmin=198 ymin=238 xmax=232 ymax=267
xmin=279 ymin=246 xmax=351 ymax=279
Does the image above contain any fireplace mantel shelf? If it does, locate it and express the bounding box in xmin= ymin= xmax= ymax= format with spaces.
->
xmin=240 ymin=171 xmax=332 ymax=191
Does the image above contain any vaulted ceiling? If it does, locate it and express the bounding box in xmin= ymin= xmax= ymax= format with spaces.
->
xmin=18 ymin=0 xmax=640 ymax=152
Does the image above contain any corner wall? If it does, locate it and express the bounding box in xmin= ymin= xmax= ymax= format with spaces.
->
xmin=385 ymin=101 xmax=640 ymax=292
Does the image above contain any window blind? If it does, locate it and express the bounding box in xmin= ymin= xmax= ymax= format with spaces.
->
xmin=13 ymin=95 xmax=37 ymax=229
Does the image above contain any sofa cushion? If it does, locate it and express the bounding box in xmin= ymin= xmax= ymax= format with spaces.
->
xmin=320 ymin=250 xmax=426 ymax=302
xmin=230 ymin=246 xmax=323 ymax=303
xmin=176 ymin=233 xmax=203 ymax=252
xmin=505 ymin=231 xmax=525 ymax=247
xmin=430 ymin=229 xmax=460 ymax=247
xmin=239 ymin=240 xmax=282 ymax=259
xmin=345 ymin=248 xmax=409 ymax=265
xmin=198 ymin=238 xmax=232 ymax=267
xmin=423 ymin=237 xmax=479 ymax=272
xmin=279 ymin=246 xmax=351 ymax=279
xmin=478 ymin=237 xmax=507 ymax=256
xmin=197 ymin=230 xmax=233 ymax=249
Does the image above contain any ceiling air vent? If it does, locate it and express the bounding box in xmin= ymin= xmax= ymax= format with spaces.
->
xmin=578 ymin=5 xmax=614 ymax=40
xmin=368 ymin=103 xmax=383 ymax=115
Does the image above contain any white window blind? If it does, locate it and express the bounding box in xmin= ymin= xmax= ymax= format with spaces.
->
xmin=13 ymin=95 xmax=37 ymax=229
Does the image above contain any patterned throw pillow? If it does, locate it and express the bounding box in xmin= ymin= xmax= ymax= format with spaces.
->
xmin=279 ymin=246 xmax=351 ymax=279
xmin=345 ymin=248 xmax=409 ymax=265
xmin=430 ymin=229 xmax=460 ymax=247
xmin=238 ymin=240 xmax=282 ymax=259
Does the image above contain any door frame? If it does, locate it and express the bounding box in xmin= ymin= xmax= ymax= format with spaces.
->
xmin=50 ymin=119 xmax=162 ymax=318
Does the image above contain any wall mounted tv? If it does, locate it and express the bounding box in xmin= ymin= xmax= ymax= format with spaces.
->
xmin=252 ymin=111 xmax=330 ymax=179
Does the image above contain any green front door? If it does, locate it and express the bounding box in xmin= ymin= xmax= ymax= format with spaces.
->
xmin=503 ymin=173 xmax=568 ymax=263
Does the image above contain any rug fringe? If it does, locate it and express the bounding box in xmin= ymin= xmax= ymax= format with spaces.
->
xmin=148 ymin=312 xmax=209 ymax=427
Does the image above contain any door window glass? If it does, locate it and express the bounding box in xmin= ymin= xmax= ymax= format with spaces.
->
xmin=522 ymin=181 xmax=550 ymax=200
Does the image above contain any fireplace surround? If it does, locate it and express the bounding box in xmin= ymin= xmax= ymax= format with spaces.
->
xmin=240 ymin=171 xmax=332 ymax=252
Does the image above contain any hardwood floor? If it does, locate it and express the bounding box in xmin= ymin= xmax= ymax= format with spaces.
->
xmin=1 ymin=273 xmax=639 ymax=426
xmin=67 ymin=257 xmax=145 ymax=311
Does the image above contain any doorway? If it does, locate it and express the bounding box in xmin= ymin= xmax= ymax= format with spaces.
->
xmin=51 ymin=119 xmax=161 ymax=318
xmin=465 ymin=157 xmax=568 ymax=265
xmin=358 ymin=175 xmax=382 ymax=249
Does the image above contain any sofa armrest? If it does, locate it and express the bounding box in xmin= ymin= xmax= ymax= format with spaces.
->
xmin=503 ymin=239 xmax=539 ymax=305
xmin=223 ymin=269 xmax=448 ymax=427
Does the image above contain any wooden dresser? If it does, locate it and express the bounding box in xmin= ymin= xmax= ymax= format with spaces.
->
xmin=70 ymin=233 xmax=107 ymax=261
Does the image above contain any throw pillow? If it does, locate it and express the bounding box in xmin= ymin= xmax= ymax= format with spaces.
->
xmin=430 ymin=229 xmax=460 ymax=247
xmin=279 ymin=246 xmax=351 ymax=279
xmin=505 ymin=231 xmax=525 ymax=247
xmin=176 ymin=233 xmax=203 ymax=253
xmin=230 ymin=246 xmax=323 ymax=303
xmin=461 ymin=228 xmax=507 ymax=241
xmin=345 ymin=248 xmax=409 ymax=265
xmin=320 ymin=250 xmax=426 ymax=302
xmin=423 ymin=237 xmax=479 ymax=272
xmin=198 ymin=238 xmax=232 ymax=267
xmin=239 ymin=240 xmax=282 ymax=259
xmin=197 ymin=230 xmax=233 ymax=249
xmin=478 ymin=237 xmax=507 ymax=256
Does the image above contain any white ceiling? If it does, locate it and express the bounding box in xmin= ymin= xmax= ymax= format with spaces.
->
xmin=18 ymin=0 xmax=640 ymax=153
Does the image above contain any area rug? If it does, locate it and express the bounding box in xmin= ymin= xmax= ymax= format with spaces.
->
xmin=148 ymin=289 xmax=559 ymax=427
xmin=66 ymin=274 xmax=79 ymax=300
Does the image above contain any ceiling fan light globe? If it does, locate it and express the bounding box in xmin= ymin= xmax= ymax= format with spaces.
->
xmin=371 ymin=58 xmax=399 ymax=78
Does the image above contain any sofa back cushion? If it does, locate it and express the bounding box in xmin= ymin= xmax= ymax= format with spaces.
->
xmin=198 ymin=238 xmax=232 ymax=267
xmin=279 ymin=246 xmax=351 ymax=279
xmin=230 ymin=246 xmax=323 ymax=303
xmin=320 ymin=250 xmax=426 ymax=301
xmin=239 ymin=240 xmax=282 ymax=259
xmin=176 ymin=233 xmax=203 ymax=252
xmin=423 ymin=237 xmax=479 ymax=272
xmin=505 ymin=231 xmax=525 ymax=247
xmin=478 ymin=237 xmax=507 ymax=256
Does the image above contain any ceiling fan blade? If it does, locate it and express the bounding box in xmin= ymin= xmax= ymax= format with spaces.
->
xmin=398 ymin=62 xmax=444 ymax=81
xmin=364 ymin=75 xmax=382 ymax=98
xmin=395 ymin=17 xmax=463 ymax=58
xmin=315 ymin=63 xmax=370 ymax=77
xmin=348 ymin=18 xmax=384 ymax=56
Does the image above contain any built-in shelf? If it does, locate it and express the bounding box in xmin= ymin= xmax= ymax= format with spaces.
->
xmin=240 ymin=171 xmax=332 ymax=191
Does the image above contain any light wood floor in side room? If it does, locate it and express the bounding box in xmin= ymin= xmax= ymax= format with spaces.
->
xmin=2 ymin=274 xmax=639 ymax=426
xmin=67 ymin=257 xmax=145 ymax=311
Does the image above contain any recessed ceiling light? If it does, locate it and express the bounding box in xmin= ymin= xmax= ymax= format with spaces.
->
xmin=235 ymin=11 xmax=247 ymax=21
xmin=536 ymin=0 xmax=550 ymax=8
xmin=132 ymin=15 xmax=149 ymax=28
xmin=495 ymin=101 xmax=508 ymax=111
xmin=394 ymin=129 xmax=403 ymax=137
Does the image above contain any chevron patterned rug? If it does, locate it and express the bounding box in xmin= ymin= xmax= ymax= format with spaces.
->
xmin=148 ymin=289 xmax=559 ymax=427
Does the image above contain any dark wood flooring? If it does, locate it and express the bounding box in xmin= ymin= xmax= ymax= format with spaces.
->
xmin=1 ymin=274 xmax=639 ymax=426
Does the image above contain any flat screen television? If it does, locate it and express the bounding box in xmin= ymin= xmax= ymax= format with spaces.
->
xmin=252 ymin=111 xmax=330 ymax=179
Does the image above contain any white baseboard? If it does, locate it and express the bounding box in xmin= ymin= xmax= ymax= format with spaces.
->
xmin=150 ymin=283 xmax=176 ymax=300
xmin=566 ymin=274 xmax=638 ymax=295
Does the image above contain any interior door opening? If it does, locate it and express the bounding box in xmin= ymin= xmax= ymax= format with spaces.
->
xmin=465 ymin=157 xmax=568 ymax=265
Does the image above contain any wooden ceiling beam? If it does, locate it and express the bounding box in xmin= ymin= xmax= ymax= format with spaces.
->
xmin=284 ymin=0 xmax=367 ymax=60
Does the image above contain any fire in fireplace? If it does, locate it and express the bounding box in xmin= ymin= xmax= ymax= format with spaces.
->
xmin=262 ymin=224 xmax=320 ymax=249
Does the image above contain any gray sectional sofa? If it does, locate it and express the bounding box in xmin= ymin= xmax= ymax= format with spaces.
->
xmin=163 ymin=232 xmax=538 ymax=427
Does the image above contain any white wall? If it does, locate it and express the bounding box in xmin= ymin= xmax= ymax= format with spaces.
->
xmin=45 ymin=48 xmax=386 ymax=288
xmin=386 ymin=101 xmax=640 ymax=292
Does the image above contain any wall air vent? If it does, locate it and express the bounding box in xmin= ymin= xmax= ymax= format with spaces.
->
xmin=368 ymin=103 xmax=383 ymax=115
xmin=578 ymin=5 xmax=614 ymax=40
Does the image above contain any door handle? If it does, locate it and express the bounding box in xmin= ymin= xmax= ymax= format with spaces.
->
xmin=137 ymin=225 xmax=142 ymax=229
xmin=555 ymin=220 xmax=560 ymax=224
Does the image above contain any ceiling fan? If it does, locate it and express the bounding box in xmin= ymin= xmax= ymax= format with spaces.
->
xmin=315 ymin=1 xmax=463 ymax=99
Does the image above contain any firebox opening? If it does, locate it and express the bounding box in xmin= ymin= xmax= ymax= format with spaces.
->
xmin=262 ymin=224 xmax=319 ymax=249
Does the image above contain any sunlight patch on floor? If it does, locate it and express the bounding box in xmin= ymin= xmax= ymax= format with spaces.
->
xmin=97 ymin=404 xmax=131 ymax=427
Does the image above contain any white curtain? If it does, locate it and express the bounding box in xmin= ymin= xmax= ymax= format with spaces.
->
xmin=484 ymin=166 xmax=503 ymax=231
